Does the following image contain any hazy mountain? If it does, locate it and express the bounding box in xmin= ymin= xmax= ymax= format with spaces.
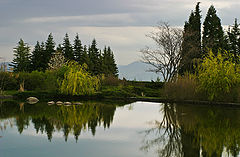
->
xmin=118 ymin=61 xmax=161 ymax=81
xmin=0 ymin=62 xmax=11 ymax=71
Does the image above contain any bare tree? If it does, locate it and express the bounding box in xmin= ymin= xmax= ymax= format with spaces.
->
xmin=48 ymin=51 xmax=66 ymax=70
xmin=140 ymin=22 xmax=183 ymax=82
xmin=140 ymin=103 xmax=182 ymax=157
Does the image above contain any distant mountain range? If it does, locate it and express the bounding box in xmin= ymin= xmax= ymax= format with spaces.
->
xmin=118 ymin=61 xmax=161 ymax=81
xmin=0 ymin=62 xmax=11 ymax=71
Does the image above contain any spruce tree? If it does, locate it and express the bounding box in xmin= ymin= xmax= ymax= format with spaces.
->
xmin=31 ymin=41 xmax=45 ymax=71
xmin=11 ymin=39 xmax=31 ymax=72
xmin=45 ymin=33 xmax=55 ymax=71
xmin=227 ymin=18 xmax=240 ymax=63
xmin=56 ymin=44 xmax=63 ymax=53
xmin=87 ymin=45 xmax=94 ymax=72
xmin=102 ymin=46 xmax=109 ymax=74
xmin=202 ymin=5 xmax=224 ymax=55
xmin=179 ymin=2 xmax=201 ymax=74
xmin=62 ymin=33 xmax=74 ymax=60
xmin=82 ymin=45 xmax=90 ymax=66
xmin=107 ymin=47 xmax=118 ymax=76
xmin=73 ymin=34 xmax=83 ymax=63
xmin=102 ymin=46 xmax=118 ymax=76
xmin=88 ymin=39 xmax=101 ymax=75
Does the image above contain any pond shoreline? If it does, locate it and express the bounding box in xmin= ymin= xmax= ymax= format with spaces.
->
xmin=0 ymin=95 xmax=14 ymax=99
xmin=126 ymin=97 xmax=240 ymax=107
xmin=2 ymin=93 xmax=240 ymax=107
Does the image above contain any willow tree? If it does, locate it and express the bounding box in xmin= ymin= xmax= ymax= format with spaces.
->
xmin=59 ymin=61 xmax=100 ymax=95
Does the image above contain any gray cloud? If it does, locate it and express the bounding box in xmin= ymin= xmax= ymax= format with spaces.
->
xmin=1 ymin=0 xmax=240 ymax=64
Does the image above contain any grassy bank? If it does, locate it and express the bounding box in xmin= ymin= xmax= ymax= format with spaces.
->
xmin=2 ymin=80 xmax=164 ymax=101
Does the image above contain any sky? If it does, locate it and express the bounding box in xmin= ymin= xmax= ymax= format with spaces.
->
xmin=1 ymin=0 xmax=240 ymax=65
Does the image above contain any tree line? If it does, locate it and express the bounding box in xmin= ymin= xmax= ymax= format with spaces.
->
xmin=141 ymin=3 xmax=240 ymax=82
xmin=179 ymin=2 xmax=240 ymax=74
xmin=11 ymin=33 xmax=118 ymax=76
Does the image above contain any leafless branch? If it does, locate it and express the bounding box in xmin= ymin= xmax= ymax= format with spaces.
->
xmin=140 ymin=22 xmax=183 ymax=82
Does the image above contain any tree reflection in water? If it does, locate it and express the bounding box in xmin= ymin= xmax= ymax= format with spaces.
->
xmin=0 ymin=100 xmax=118 ymax=142
xmin=141 ymin=103 xmax=182 ymax=157
xmin=141 ymin=103 xmax=240 ymax=157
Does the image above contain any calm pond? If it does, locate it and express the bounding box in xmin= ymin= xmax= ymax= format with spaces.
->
xmin=0 ymin=99 xmax=240 ymax=157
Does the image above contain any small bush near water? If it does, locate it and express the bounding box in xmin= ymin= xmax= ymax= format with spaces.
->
xmin=164 ymin=74 xmax=201 ymax=100
xmin=164 ymin=50 xmax=240 ymax=102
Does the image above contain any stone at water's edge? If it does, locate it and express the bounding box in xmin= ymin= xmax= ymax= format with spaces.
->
xmin=64 ymin=102 xmax=72 ymax=106
xmin=56 ymin=101 xmax=63 ymax=105
xmin=26 ymin=97 xmax=39 ymax=104
xmin=48 ymin=101 xmax=55 ymax=105
xmin=73 ymin=102 xmax=83 ymax=105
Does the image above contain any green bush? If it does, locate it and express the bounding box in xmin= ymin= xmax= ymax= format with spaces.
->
xmin=198 ymin=50 xmax=240 ymax=101
xmin=13 ymin=70 xmax=59 ymax=92
xmin=0 ymin=72 xmax=18 ymax=91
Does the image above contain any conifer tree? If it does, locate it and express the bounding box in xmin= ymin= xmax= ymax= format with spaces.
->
xmin=108 ymin=47 xmax=118 ymax=76
xmin=73 ymin=34 xmax=83 ymax=63
xmin=11 ymin=39 xmax=31 ymax=72
xmin=102 ymin=46 xmax=108 ymax=74
xmin=31 ymin=41 xmax=45 ymax=71
xmin=62 ymin=33 xmax=74 ymax=60
xmin=44 ymin=33 xmax=55 ymax=71
xmin=102 ymin=46 xmax=118 ymax=76
xmin=88 ymin=39 xmax=101 ymax=75
xmin=227 ymin=18 xmax=240 ymax=63
xmin=179 ymin=2 xmax=201 ymax=74
xmin=87 ymin=45 xmax=94 ymax=72
xmin=202 ymin=5 xmax=224 ymax=55
xmin=56 ymin=44 xmax=63 ymax=53
xmin=82 ymin=45 xmax=90 ymax=66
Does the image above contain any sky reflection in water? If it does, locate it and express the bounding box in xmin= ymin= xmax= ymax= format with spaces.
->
xmin=1 ymin=100 xmax=240 ymax=157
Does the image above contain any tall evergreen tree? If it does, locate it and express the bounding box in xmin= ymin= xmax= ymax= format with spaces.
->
xmin=227 ymin=18 xmax=240 ymax=63
xmin=202 ymin=5 xmax=224 ymax=55
xmin=88 ymin=39 xmax=101 ymax=75
xmin=31 ymin=41 xmax=45 ymax=71
xmin=102 ymin=46 xmax=118 ymax=76
xmin=73 ymin=34 xmax=83 ymax=63
xmin=44 ymin=33 xmax=55 ymax=71
xmin=62 ymin=33 xmax=74 ymax=60
xmin=56 ymin=44 xmax=63 ymax=53
xmin=179 ymin=2 xmax=201 ymax=74
xmin=11 ymin=39 xmax=31 ymax=72
xmin=87 ymin=45 xmax=93 ymax=72
xmin=82 ymin=45 xmax=90 ymax=66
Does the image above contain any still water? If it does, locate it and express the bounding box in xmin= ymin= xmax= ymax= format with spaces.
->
xmin=0 ymin=100 xmax=240 ymax=157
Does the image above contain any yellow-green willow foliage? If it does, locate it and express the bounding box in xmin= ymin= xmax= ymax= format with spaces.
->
xmin=198 ymin=50 xmax=240 ymax=100
xmin=59 ymin=61 xmax=100 ymax=95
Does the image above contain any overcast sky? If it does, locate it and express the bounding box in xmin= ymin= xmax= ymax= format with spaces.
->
xmin=1 ymin=0 xmax=240 ymax=65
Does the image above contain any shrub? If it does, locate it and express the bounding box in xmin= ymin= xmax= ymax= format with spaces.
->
xmin=198 ymin=50 xmax=240 ymax=101
xmin=101 ymin=75 xmax=124 ymax=86
xmin=164 ymin=73 xmax=199 ymax=100
xmin=0 ymin=72 xmax=18 ymax=91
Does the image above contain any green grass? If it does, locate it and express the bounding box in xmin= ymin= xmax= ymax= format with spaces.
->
xmin=2 ymin=81 xmax=164 ymax=100
xmin=2 ymin=90 xmax=20 ymax=95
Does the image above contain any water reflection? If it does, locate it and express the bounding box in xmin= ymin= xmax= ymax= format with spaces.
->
xmin=2 ymin=100 xmax=240 ymax=157
xmin=0 ymin=100 xmax=120 ymax=142
xmin=142 ymin=103 xmax=240 ymax=157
